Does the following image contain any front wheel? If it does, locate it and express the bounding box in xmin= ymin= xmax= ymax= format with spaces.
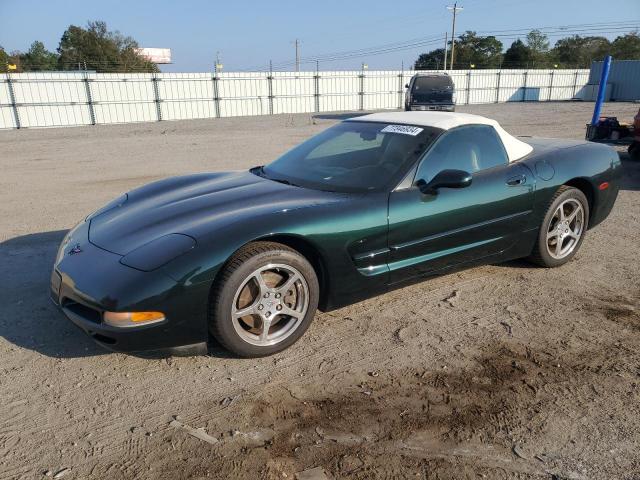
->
xmin=528 ymin=186 xmax=589 ymax=268
xmin=209 ymin=242 xmax=319 ymax=357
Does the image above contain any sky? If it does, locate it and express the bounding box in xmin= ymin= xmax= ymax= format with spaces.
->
xmin=0 ymin=0 xmax=638 ymax=72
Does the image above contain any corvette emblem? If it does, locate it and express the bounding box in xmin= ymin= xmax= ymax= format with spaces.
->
xmin=68 ymin=244 xmax=82 ymax=255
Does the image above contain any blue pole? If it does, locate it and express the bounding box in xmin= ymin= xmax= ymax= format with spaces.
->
xmin=591 ymin=55 xmax=612 ymax=126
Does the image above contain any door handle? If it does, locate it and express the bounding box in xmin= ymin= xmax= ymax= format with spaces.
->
xmin=506 ymin=174 xmax=526 ymax=186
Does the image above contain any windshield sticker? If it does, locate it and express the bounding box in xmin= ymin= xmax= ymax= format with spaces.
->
xmin=381 ymin=124 xmax=424 ymax=136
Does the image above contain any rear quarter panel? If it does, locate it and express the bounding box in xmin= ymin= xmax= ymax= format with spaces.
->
xmin=520 ymin=140 xmax=621 ymax=230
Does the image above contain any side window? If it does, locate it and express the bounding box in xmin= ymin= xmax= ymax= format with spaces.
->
xmin=415 ymin=125 xmax=508 ymax=183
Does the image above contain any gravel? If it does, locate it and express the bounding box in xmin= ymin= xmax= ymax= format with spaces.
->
xmin=1 ymin=101 xmax=639 ymax=479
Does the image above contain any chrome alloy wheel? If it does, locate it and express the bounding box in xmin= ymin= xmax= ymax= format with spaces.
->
xmin=546 ymin=198 xmax=585 ymax=260
xmin=231 ymin=263 xmax=309 ymax=347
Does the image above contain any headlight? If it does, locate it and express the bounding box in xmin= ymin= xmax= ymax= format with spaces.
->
xmin=120 ymin=233 xmax=196 ymax=271
xmin=103 ymin=311 xmax=165 ymax=328
xmin=86 ymin=194 xmax=128 ymax=221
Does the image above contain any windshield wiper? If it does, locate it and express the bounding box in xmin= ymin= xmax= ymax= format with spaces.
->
xmin=252 ymin=166 xmax=302 ymax=188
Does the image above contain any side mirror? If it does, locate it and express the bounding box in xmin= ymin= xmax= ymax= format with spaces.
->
xmin=416 ymin=169 xmax=472 ymax=194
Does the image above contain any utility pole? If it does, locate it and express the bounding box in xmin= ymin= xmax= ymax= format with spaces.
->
xmin=214 ymin=51 xmax=223 ymax=73
xmin=447 ymin=3 xmax=463 ymax=70
xmin=443 ymin=32 xmax=449 ymax=70
xmin=293 ymin=39 xmax=301 ymax=72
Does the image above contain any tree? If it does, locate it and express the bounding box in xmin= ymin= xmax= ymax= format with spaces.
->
xmin=414 ymin=49 xmax=446 ymax=70
xmin=610 ymin=32 xmax=640 ymax=60
xmin=0 ymin=46 xmax=8 ymax=68
xmin=551 ymin=35 xmax=610 ymax=68
xmin=452 ymin=31 xmax=503 ymax=68
xmin=20 ymin=41 xmax=58 ymax=71
xmin=503 ymin=39 xmax=531 ymax=68
xmin=57 ymin=21 xmax=158 ymax=72
xmin=526 ymin=29 xmax=551 ymax=67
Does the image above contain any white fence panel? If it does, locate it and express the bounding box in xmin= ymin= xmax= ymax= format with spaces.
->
xmin=319 ymin=71 xmax=360 ymax=112
xmin=159 ymin=73 xmax=216 ymax=121
xmin=0 ymin=69 xmax=591 ymax=129
xmin=90 ymin=73 xmax=157 ymax=124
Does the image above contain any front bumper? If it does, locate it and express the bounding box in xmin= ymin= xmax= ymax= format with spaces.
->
xmin=409 ymin=104 xmax=455 ymax=112
xmin=51 ymin=221 xmax=210 ymax=354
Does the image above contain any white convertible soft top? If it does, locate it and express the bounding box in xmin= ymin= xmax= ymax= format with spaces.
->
xmin=349 ymin=111 xmax=533 ymax=162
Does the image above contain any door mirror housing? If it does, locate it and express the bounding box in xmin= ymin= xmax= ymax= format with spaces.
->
xmin=416 ymin=169 xmax=472 ymax=194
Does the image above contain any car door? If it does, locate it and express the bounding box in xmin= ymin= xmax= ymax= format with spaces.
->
xmin=387 ymin=124 xmax=534 ymax=283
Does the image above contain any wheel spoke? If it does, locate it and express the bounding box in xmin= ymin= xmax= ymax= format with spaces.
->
xmin=233 ymin=305 xmax=256 ymax=318
xmin=556 ymin=205 xmax=566 ymax=222
xmin=260 ymin=317 xmax=272 ymax=341
xmin=276 ymin=272 xmax=300 ymax=296
xmin=555 ymin=237 xmax=563 ymax=256
xmin=253 ymin=271 xmax=270 ymax=296
xmin=566 ymin=206 xmax=581 ymax=224
xmin=279 ymin=305 xmax=303 ymax=320
xmin=546 ymin=230 xmax=558 ymax=241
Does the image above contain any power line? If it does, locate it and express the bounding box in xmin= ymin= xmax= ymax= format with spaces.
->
xmin=249 ymin=20 xmax=638 ymax=71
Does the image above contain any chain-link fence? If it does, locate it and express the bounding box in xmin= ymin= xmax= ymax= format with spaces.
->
xmin=0 ymin=69 xmax=591 ymax=129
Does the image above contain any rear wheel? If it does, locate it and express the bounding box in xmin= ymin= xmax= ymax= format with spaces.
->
xmin=629 ymin=142 xmax=640 ymax=161
xmin=209 ymin=242 xmax=319 ymax=357
xmin=528 ymin=186 xmax=589 ymax=268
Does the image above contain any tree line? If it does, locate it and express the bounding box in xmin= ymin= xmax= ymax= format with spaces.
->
xmin=415 ymin=30 xmax=640 ymax=69
xmin=1 ymin=21 xmax=158 ymax=73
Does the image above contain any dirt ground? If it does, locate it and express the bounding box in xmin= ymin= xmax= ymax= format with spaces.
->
xmin=1 ymin=102 xmax=639 ymax=480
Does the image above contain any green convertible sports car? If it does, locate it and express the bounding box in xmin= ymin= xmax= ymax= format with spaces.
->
xmin=51 ymin=112 xmax=620 ymax=357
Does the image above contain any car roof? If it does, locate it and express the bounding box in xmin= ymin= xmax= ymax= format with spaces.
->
xmin=412 ymin=72 xmax=451 ymax=77
xmin=346 ymin=111 xmax=533 ymax=162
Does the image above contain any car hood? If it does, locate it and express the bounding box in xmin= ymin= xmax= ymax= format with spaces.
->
xmin=88 ymin=170 xmax=344 ymax=255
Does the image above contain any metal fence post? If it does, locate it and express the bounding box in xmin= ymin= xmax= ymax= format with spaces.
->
xmin=152 ymin=73 xmax=162 ymax=121
xmin=84 ymin=70 xmax=96 ymax=125
xmin=495 ymin=70 xmax=501 ymax=103
xmin=548 ymin=70 xmax=555 ymax=101
xmin=522 ymin=71 xmax=528 ymax=102
xmin=358 ymin=71 xmax=365 ymax=111
xmin=314 ymin=71 xmax=320 ymax=113
xmin=212 ymin=73 xmax=221 ymax=118
xmin=267 ymin=74 xmax=274 ymax=115
xmin=398 ymin=70 xmax=404 ymax=109
xmin=572 ymin=70 xmax=580 ymax=98
xmin=466 ymin=70 xmax=472 ymax=105
xmin=6 ymin=71 xmax=21 ymax=129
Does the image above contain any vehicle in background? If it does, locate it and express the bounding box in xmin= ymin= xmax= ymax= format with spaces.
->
xmin=629 ymin=107 xmax=640 ymax=160
xmin=405 ymin=73 xmax=455 ymax=112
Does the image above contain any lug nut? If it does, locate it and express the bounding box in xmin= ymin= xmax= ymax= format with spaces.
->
xmin=257 ymin=305 xmax=264 ymax=311
xmin=266 ymin=311 xmax=271 ymax=317
xmin=276 ymin=305 xmax=282 ymax=311
xmin=263 ymin=293 xmax=270 ymax=298
xmin=275 ymin=293 xmax=281 ymax=298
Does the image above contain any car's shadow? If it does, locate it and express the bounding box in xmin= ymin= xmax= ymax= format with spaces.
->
xmin=619 ymin=151 xmax=640 ymax=191
xmin=0 ymin=230 xmax=234 ymax=359
xmin=0 ymin=230 xmax=107 ymax=358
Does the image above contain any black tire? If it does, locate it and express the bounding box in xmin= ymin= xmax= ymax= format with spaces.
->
xmin=528 ymin=186 xmax=590 ymax=268
xmin=209 ymin=241 xmax=319 ymax=357
xmin=629 ymin=142 xmax=640 ymax=161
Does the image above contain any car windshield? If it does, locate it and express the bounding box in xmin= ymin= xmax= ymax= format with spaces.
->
xmin=413 ymin=76 xmax=452 ymax=91
xmin=259 ymin=121 xmax=440 ymax=193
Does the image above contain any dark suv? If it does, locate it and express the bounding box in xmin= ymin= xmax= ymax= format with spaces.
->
xmin=405 ymin=73 xmax=455 ymax=112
